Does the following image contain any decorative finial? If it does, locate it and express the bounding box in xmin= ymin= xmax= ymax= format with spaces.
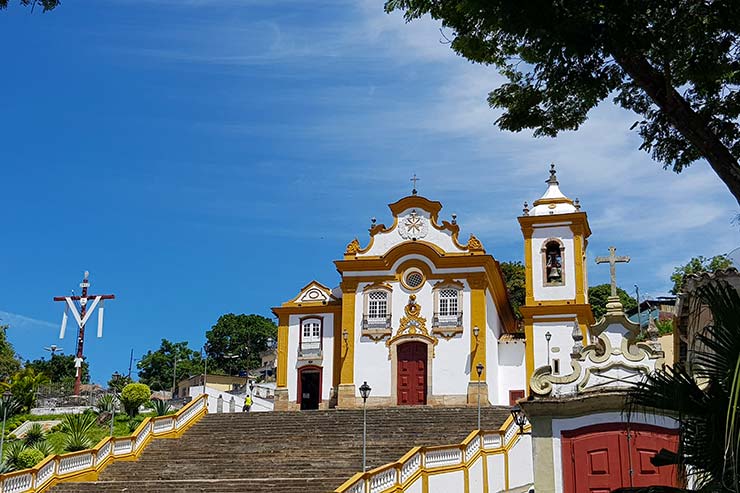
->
xmin=571 ymin=323 xmax=584 ymax=357
xmin=410 ymin=174 xmax=419 ymax=195
xmin=369 ymin=217 xmax=376 ymax=231
xmin=546 ymin=163 xmax=558 ymax=186
xmin=451 ymin=213 xmax=457 ymax=225
xmin=523 ymin=201 xmax=529 ymax=216
xmin=574 ymin=198 xmax=581 ymax=210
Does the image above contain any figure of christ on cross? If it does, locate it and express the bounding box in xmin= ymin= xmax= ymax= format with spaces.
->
xmin=53 ymin=271 xmax=115 ymax=396
xmin=595 ymin=246 xmax=631 ymax=297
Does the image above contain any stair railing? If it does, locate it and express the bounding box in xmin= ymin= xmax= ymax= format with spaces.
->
xmin=334 ymin=415 xmax=531 ymax=493
xmin=0 ymin=394 xmax=209 ymax=493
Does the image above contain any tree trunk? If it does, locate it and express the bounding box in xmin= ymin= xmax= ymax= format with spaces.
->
xmin=614 ymin=54 xmax=740 ymax=207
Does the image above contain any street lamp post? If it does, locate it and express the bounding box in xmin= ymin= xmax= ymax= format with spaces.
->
xmin=359 ymin=381 xmax=371 ymax=472
xmin=110 ymin=372 xmax=121 ymax=437
xmin=476 ymin=363 xmax=484 ymax=430
xmin=545 ymin=331 xmax=552 ymax=366
xmin=0 ymin=391 xmax=12 ymax=463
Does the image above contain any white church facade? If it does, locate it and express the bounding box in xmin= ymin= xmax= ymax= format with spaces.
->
xmin=272 ymin=166 xmax=594 ymax=411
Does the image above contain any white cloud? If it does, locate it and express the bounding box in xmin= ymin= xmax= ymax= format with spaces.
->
xmin=0 ymin=311 xmax=57 ymax=331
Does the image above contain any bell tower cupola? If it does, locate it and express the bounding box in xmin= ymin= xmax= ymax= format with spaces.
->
xmin=518 ymin=165 xmax=594 ymax=394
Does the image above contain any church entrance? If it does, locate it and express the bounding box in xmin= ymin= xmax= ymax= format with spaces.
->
xmin=397 ymin=342 xmax=427 ymax=405
xmin=562 ymin=423 xmax=679 ymax=492
xmin=298 ymin=367 xmax=321 ymax=410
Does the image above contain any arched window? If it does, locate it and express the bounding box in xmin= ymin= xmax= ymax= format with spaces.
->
xmin=300 ymin=318 xmax=322 ymax=356
xmin=543 ymin=240 xmax=564 ymax=285
xmin=432 ymin=281 xmax=463 ymax=338
xmin=362 ymin=286 xmax=393 ymax=341
xmin=438 ymin=288 xmax=459 ymax=318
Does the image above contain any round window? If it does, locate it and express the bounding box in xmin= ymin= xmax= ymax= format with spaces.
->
xmin=405 ymin=271 xmax=424 ymax=289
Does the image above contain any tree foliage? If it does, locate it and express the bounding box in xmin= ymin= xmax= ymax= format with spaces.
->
xmin=588 ymin=283 xmax=637 ymax=319
xmin=499 ymin=261 xmax=526 ymax=320
xmin=3 ymin=368 xmax=50 ymax=412
xmin=205 ymin=314 xmax=277 ymax=376
xmin=0 ymin=0 xmax=59 ymax=11
xmin=623 ymin=281 xmax=740 ymax=492
xmin=0 ymin=326 xmax=21 ymax=382
xmin=24 ymin=354 xmax=89 ymax=387
xmin=120 ymin=383 xmax=151 ymax=417
xmin=670 ymin=254 xmax=734 ymax=294
xmin=385 ymin=0 xmax=740 ymax=205
xmin=137 ymin=339 xmax=202 ymax=392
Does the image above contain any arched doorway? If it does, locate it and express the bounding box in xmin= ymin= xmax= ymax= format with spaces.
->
xmin=397 ymin=342 xmax=427 ymax=405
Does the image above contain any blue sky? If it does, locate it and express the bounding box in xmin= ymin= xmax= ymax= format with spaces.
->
xmin=1 ymin=0 xmax=738 ymax=384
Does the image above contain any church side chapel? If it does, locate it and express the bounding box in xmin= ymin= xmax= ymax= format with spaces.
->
xmin=272 ymin=166 xmax=594 ymax=411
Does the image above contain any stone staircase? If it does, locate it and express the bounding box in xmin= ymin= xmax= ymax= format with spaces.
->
xmin=51 ymin=406 xmax=511 ymax=493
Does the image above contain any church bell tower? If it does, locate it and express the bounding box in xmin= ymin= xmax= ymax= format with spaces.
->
xmin=518 ymin=165 xmax=594 ymax=394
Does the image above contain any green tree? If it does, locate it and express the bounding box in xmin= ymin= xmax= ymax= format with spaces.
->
xmin=120 ymin=383 xmax=151 ymax=417
xmin=137 ymin=339 xmax=202 ymax=392
xmin=624 ymin=281 xmax=740 ymax=492
xmin=499 ymin=261 xmax=526 ymax=320
xmin=205 ymin=314 xmax=277 ymax=376
xmin=24 ymin=354 xmax=89 ymax=388
xmin=0 ymin=0 xmax=59 ymax=11
xmin=0 ymin=326 xmax=21 ymax=381
xmin=385 ymin=1 xmax=740 ymax=205
xmin=588 ymin=284 xmax=637 ymax=320
xmin=670 ymin=254 xmax=734 ymax=294
xmin=107 ymin=373 xmax=132 ymax=393
xmin=3 ymin=368 xmax=50 ymax=412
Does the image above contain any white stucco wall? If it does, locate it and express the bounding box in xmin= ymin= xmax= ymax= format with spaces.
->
xmin=406 ymin=476 xmax=422 ymax=493
xmin=531 ymin=225 xmax=575 ymax=301
xmin=428 ymin=470 xmax=464 ymax=493
xmin=508 ymin=434 xmax=534 ymax=488
xmin=549 ymin=412 xmax=679 ymax=493
xmin=485 ymin=292 xmax=500 ymax=405
xmin=497 ymin=341 xmax=526 ymax=405
xmin=531 ymin=319 xmax=578 ymax=375
xmin=286 ymin=312 xmax=335 ymax=403
xmin=487 ymin=454 xmax=506 ymax=493
xmin=353 ymin=266 xmax=478 ymax=399
xmin=468 ymin=456 xmax=485 ymax=493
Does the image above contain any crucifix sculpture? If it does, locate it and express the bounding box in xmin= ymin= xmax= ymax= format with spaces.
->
xmin=595 ymin=246 xmax=630 ymax=297
xmin=410 ymin=174 xmax=419 ymax=195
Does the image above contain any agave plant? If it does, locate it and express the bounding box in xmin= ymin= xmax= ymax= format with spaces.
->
xmin=33 ymin=440 xmax=55 ymax=457
xmin=3 ymin=440 xmax=27 ymax=470
xmin=60 ymin=412 xmax=97 ymax=453
xmin=23 ymin=423 xmax=45 ymax=447
xmin=0 ymin=461 xmax=13 ymax=474
xmin=95 ymin=394 xmax=118 ymax=414
xmin=623 ymin=280 xmax=740 ymax=492
xmin=147 ymin=398 xmax=172 ymax=417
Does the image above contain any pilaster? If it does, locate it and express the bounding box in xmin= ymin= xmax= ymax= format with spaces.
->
xmin=339 ymin=279 xmax=359 ymax=387
xmin=469 ymin=274 xmax=487 ymax=382
xmin=276 ymin=314 xmax=289 ymax=388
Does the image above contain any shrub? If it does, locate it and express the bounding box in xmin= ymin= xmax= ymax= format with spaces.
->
xmin=0 ymin=461 xmax=12 ymax=473
xmin=15 ymin=449 xmax=44 ymax=469
xmin=127 ymin=415 xmax=145 ymax=433
xmin=23 ymin=423 xmax=45 ymax=447
xmin=120 ymin=383 xmax=151 ymax=417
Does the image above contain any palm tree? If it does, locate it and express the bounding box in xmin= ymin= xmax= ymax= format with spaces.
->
xmin=620 ymin=280 xmax=740 ymax=492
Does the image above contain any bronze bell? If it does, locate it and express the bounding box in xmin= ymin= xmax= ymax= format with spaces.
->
xmin=548 ymin=266 xmax=560 ymax=279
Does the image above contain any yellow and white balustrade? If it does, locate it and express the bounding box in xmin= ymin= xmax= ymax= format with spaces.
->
xmin=334 ymin=416 xmax=533 ymax=493
xmin=0 ymin=394 xmax=208 ymax=493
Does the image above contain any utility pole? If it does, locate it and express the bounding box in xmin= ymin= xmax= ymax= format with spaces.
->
xmin=127 ymin=349 xmax=134 ymax=379
xmin=54 ymin=271 xmax=115 ymax=396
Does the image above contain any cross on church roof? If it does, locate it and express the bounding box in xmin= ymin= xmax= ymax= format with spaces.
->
xmin=410 ymin=174 xmax=420 ymax=195
xmin=595 ymin=246 xmax=630 ymax=298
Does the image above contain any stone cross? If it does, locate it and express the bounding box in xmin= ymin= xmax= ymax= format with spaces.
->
xmin=595 ymin=246 xmax=630 ymax=297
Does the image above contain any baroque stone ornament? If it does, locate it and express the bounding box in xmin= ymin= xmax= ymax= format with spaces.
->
xmin=398 ymin=210 xmax=429 ymax=240
xmin=345 ymin=238 xmax=361 ymax=255
xmin=385 ymin=295 xmax=438 ymax=358
xmin=466 ymin=234 xmax=484 ymax=252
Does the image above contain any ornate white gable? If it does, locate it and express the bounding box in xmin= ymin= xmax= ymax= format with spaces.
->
xmin=530 ymin=298 xmax=665 ymax=397
xmin=288 ymin=281 xmax=336 ymax=306
xmin=344 ymin=195 xmax=485 ymax=258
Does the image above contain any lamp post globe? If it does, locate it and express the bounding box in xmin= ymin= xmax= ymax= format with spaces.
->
xmin=510 ymin=404 xmax=528 ymax=435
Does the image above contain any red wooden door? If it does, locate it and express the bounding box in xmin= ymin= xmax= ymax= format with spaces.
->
xmin=562 ymin=424 xmax=679 ymax=493
xmin=397 ymin=342 xmax=427 ymax=405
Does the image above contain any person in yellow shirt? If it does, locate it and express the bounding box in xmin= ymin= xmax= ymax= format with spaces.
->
xmin=243 ymin=394 xmax=253 ymax=412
